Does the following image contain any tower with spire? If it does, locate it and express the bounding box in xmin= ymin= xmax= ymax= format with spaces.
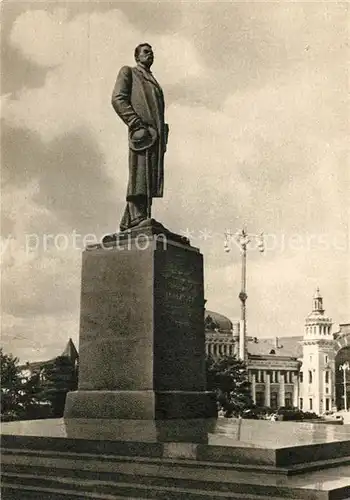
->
xmin=300 ymin=288 xmax=335 ymax=414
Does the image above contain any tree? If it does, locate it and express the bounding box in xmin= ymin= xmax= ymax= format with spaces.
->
xmin=0 ymin=349 xmax=42 ymax=419
xmin=1 ymin=349 xmax=22 ymax=417
xmin=39 ymin=356 xmax=78 ymax=417
xmin=20 ymin=370 xmax=46 ymax=419
xmin=206 ymin=355 xmax=252 ymax=416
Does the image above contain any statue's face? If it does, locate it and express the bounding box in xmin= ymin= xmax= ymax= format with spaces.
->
xmin=137 ymin=45 xmax=154 ymax=68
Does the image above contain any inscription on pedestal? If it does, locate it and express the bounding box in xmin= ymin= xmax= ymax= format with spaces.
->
xmin=154 ymin=243 xmax=206 ymax=391
xmin=157 ymin=246 xmax=203 ymax=330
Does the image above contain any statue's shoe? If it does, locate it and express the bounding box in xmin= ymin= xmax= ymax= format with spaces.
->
xmin=134 ymin=217 xmax=152 ymax=228
xmin=125 ymin=218 xmax=167 ymax=231
xmin=136 ymin=218 xmax=166 ymax=230
xmin=101 ymin=218 xmax=189 ymax=247
xmin=119 ymin=216 xmax=147 ymax=232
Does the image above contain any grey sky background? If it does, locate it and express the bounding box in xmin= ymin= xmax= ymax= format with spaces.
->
xmin=1 ymin=1 xmax=349 ymax=362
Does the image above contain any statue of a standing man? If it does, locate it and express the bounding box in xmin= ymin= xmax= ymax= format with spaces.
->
xmin=112 ymin=43 xmax=169 ymax=231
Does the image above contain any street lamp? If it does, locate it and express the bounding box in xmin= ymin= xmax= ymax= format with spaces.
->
xmin=224 ymin=229 xmax=264 ymax=361
xmin=339 ymin=361 xmax=350 ymax=411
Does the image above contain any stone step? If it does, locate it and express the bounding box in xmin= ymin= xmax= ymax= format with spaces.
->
xmin=1 ymin=483 xmax=147 ymax=500
xmin=3 ymin=446 xmax=350 ymax=476
xmin=3 ymin=430 xmax=350 ymax=469
xmin=1 ymin=473 xmax=305 ymax=500
xmin=1 ymin=483 xmax=291 ymax=500
xmin=1 ymin=447 xmax=288 ymax=475
xmin=2 ymin=463 xmax=350 ymax=500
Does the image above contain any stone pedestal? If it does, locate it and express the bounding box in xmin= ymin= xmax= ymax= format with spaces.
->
xmin=64 ymin=223 xmax=217 ymax=419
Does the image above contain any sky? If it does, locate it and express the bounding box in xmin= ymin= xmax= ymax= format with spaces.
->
xmin=1 ymin=1 xmax=349 ymax=363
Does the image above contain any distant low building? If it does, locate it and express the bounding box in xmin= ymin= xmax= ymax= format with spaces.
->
xmin=205 ymin=290 xmax=350 ymax=415
xmin=17 ymin=338 xmax=79 ymax=418
xmin=20 ymin=338 xmax=79 ymax=380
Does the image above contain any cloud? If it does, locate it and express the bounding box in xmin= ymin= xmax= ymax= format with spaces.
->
xmin=162 ymin=66 xmax=348 ymax=236
xmin=1 ymin=311 xmax=79 ymax=363
xmin=2 ymin=248 xmax=80 ymax=318
xmin=206 ymin=243 xmax=349 ymax=339
xmin=1 ymin=121 xmax=119 ymax=236
xmin=0 ymin=2 xmax=52 ymax=95
xmin=9 ymin=8 xmax=202 ymax=81
xmin=4 ymin=7 xmax=204 ymax=181
xmin=1 ymin=231 xmax=81 ymax=362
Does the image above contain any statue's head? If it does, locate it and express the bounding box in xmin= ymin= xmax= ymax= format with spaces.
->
xmin=134 ymin=43 xmax=154 ymax=68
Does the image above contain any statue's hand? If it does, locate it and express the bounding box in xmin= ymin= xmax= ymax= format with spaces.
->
xmin=129 ymin=119 xmax=145 ymax=132
xmin=131 ymin=127 xmax=151 ymax=141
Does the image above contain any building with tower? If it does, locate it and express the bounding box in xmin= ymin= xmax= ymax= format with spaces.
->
xmin=205 ymin=289 xmax=350 ymax=414
xmin=299 ymin=288 xmax=335 ymax=414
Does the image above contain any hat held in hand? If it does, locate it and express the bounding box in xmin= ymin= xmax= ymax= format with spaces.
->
xmin=129 ymin=125 xmax=157 ymax=152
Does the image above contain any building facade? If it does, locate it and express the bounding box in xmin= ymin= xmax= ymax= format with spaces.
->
xmin=205 ymin=289 xmax=350 ymax=414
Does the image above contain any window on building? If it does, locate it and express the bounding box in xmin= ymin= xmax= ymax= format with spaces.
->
xmin=270 ymin=392 xmax=278 ymax=410
xmin=300 ymin=372 xmax=303 ymax=383
xmin=309 ymin=398 xmax=313 ymax=410
xmin=285 ymin=393 xmax=292 ymax=408
xmin=256 ymin=392 xmax=264 ymax=407
xmin=326 ymin=387 xmax=329 ymax=394
xmin=308 ymin=370 xmax=313 ymax=384
xmin=260 ymin=371 xmax=265 ymax=383
xmin=325 ymin=371 xmax=329 ymax=384
xmin=274 ymin=371 xmax=279 ymax=383
xmin=325 ymin=398 xmax=330 ymax=411
xmin=300 ymin=398 xmax=303 ymax=410
xmin=325 ymin=355 xmax=328 ymax=364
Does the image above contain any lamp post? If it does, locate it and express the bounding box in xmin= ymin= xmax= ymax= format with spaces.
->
xmin=339 ymin=361 xmax=350 ymax=411
xmin=224 ymin=229 xmax=264 ymax=361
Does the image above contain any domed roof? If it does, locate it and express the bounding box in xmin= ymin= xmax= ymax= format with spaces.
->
xmin=306 ymin=310 xmax=332 ymax=322
xmin=205 ymin=309 xmax=233 ymax=331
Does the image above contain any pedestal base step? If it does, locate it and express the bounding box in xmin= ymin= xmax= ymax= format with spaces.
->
xmin=64 ymin=390 xmax=217 ymax=420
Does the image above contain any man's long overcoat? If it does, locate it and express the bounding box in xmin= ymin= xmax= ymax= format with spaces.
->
xmin=111 ymin=65 xmax=167 ymax=199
